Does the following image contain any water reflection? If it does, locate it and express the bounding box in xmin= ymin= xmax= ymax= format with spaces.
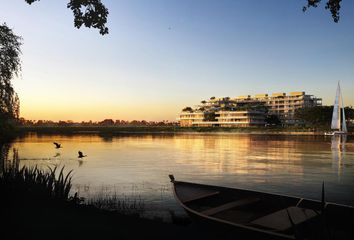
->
xmin=174 ymin=135 xmax=305 ymax=176
xmin=0 ymin=142 xmax=19 ymax=172
xmin=331 ymin=135 xmax=347 ymax=180
xmin=0 ymin=142 xmax=10 ymax=171
xmin=7 ymin=133 xmax=354 ymax=208
xmin=53 ymin=152 xmax=61 ymax=158
xmin=78 ymin=159 xmax=84 ymax=167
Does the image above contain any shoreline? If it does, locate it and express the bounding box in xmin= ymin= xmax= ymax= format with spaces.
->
xmin=14 ymin=126 xmax=353 ymax=136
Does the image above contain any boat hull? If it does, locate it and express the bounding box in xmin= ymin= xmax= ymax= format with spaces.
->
xmin=170 ymin=176 xmax=354 ymax=240
xmin=325 ymin=131 xmax=347 ymax=136
xmin=183 ymin=207 xmax=294 ymax=240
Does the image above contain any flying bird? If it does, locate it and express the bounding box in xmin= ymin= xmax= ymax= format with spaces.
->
xmin=53 ymin=142 xmax=62 ymax=148
xmin=78 ymin=151 xmax=87 ymax=158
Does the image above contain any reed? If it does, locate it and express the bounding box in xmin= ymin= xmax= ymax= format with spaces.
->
xmin=87 ymin=193 xmax=145 ymax=216
xmin=1 ymin=164 xmax=74 ymax=203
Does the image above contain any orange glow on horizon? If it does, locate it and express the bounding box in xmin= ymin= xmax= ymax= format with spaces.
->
xmin=19 ymin=102 xmax=180 ymax=122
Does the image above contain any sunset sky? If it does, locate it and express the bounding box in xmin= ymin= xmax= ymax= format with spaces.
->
xmin=1 ymin=0 xmax=354 ymax=122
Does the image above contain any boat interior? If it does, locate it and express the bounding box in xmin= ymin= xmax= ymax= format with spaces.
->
xmin=174 ymin=181 xmax=353 ymax=237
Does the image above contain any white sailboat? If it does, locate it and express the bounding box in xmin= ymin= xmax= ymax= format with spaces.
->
xmin=325 ymin=82 xmax=347 ymax=135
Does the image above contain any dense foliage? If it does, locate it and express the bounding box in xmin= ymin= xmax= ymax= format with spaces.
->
xmin=0 ymin=23 xmax=21 ymax=135
xmin=182 ymin=107 xmax=193 ymax=112
xmin=295 ymin=106 xmax=333 ymax=127
xmin=295 ymin=106 xmax=354 ymax=127
xmin=203 ymin=111 xmax=216 ymax=122
xmin=265 ymin=115 xmax=281 ymax=126
xmin=25 ymin=0 xmax=109 ymax=35
xmin=303 ymin=0 xmax=342 ymax=23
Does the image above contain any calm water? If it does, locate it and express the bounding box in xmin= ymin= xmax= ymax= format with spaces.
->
xmin=8 ymin=133 xmax=354 ymax=217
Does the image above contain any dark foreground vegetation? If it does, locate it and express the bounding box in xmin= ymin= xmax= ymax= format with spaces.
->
xmin=0 ymin=161 xmax=240 ymax=240
xmin=2 ymin=162 xmax=353 ymax=240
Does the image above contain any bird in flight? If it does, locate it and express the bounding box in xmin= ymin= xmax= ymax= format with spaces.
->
xmin=53 ymin=142 xmax=62 ymax=148
xmin=78 ymin=151 xmax=87 ymax=158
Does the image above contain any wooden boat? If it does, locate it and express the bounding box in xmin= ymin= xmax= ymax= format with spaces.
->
xmin=169 ymin=175 xmax=354 ymax=240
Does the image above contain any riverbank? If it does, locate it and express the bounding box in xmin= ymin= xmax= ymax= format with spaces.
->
xmin=0 ymin=162 xmax=232 ymax=240
xmin=14 ymin=125 xmax=353 ymax=136
xmin=3 ymin=200 xmax=235 ymax=240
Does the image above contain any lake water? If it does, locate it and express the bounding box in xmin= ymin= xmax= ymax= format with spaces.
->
xmin=6 ymin=133 xmax=354 ymax=218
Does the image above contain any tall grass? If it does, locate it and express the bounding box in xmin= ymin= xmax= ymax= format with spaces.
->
xmin=87 ymin=193 xmax=145 ymax=216
xmin=1 ymin=164 xmax=75 ymax=203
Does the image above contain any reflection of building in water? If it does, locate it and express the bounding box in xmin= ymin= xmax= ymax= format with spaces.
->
xmin=331 ymin=135 xmax=346 ymax=179
xmin=174 ymin=135 xmax=304 ymax=176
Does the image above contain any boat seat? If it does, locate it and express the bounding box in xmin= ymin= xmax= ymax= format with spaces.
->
xmin=250 ymin=206 xmax=319 ymax=232
xmin=201 ymin=197 xmax=260 ymax=216
xmin=182 ymin=191 xmax=220 ymax=204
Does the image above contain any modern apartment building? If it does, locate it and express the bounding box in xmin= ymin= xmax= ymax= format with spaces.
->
xmin=233 ymin=92 xmax=322 ymax=124
xmin=216 ymin=110 xmax=266 ymax=127
xmin=179 ymin=111 xmax=205 ymax=127
xmin=178 ymin=91 xmax=321 ymax=127
xmin=178 ymin=110 xmax=265 ymax=127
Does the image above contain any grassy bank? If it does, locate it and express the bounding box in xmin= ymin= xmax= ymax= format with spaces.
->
xmin=0 ymin=163 xmax=235 ymax=240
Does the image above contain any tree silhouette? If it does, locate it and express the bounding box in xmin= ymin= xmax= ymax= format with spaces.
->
xmin=303 ymin=0 xmax=341 ymax=23
xmin=0 ymin=23 xmax=21 ymax=133
xmin=182 ymin=107 xmax=193 ymax=112
xmin=295 ymin=106 xmax=333 ymax=127
xmin=2 ymin=0 xmax=346 ymax=101
xmin=25 ymin=0 xmax=109 ymax=35
xmin=203 ymin=111 xmax=216 ymax=122
xmin=22 ymin=1 xmax=343 ymax=37
xmin=265 ymin=115 xmax=281 ymax=126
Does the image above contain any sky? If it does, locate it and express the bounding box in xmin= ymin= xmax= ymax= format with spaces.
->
xmin=1 ymin=0 xmax=354 ymax=122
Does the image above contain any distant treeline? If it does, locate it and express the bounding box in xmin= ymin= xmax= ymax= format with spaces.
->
xmin=17 ymin=118 xmax=178 ymax=127
xmin=12 ymin=105 xmax=354 ymax=131
xmin=295 ymin=106 xmax=354 ymax=128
